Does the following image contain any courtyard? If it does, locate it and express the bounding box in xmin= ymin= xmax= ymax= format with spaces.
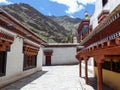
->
xmin=0 ymin=64 xmax=113 ymax=90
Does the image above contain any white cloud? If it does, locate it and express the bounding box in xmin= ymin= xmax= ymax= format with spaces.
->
xmin=77 ymin=0 xmax=95 ymax=5
xmin=0 ymin=0 xmax=12 ymax=4
xmin=50 ymin=0 xmax=96 ymax=14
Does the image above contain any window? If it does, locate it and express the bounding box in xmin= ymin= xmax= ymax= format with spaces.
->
xmin=81 ymin=25 xmax=89 ymax=34
xmin=102 ymin=0 xmax=108 ymax=7
xmin=0 ymin=51 xmax=7 ymax=76
xmin=23 ymin=55 xmax=37 ymax=70
xmin=102 ymin=59 xmax=120 ymax=73
xmin=23 ymin=42 xmax=39 ymax=70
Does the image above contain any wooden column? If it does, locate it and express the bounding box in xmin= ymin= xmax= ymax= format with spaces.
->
xmin=79 ymin=60 xmax=82 ymax=77
xmin=85 ymin=59 xmax=88 ymax=84
xmin=97 ymin=61 xmax=103 ymax=90
xmin=110 ymin=59 xmax=113 ymax=71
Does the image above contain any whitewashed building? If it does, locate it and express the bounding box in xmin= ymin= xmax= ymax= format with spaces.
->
xmin=0 ymin=9 xmax=46 ymax=88
xmin=77 ymin=0 xmax=120 ymax=90
xmin=43 ymin=43 xmax=79 ymax=65
xmin=0 ymin=8 xmax=79 ymax=88
xmin=90 ymin=0 xmax=120 ymax=29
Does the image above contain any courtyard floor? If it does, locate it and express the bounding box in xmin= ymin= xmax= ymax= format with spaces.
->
xmin=1 ymin=65 xmax=113 ymax=90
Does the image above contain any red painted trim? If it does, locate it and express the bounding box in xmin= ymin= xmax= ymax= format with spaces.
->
xmin=98 ymin=15 xmax=107 ymax=23
xmin=78 ymin=20 xmax=90 ymax=34
xmin=98 ymin=10 xmax=109 ymax=19
xmin=23 ymin=42 xmax=40 ymax=50
xmin=0 ymin=31 xmax=14 ymax=42
xmin=98 ymin=10 xmax=109 ymax=23
xmin=83 ymin=17 xmax=120 ymax=47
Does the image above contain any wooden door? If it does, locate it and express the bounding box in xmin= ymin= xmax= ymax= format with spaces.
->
xmin=46 ymin=56 xmax=51 ymax=66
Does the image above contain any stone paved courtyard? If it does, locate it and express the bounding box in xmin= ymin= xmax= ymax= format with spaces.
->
xmin=0 ymin=65 xmax=113 ymax=90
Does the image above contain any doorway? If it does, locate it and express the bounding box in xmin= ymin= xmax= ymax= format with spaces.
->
xmin=44 ymin=49 xmax=53 ymax=66
xmin=46 ymin=56 xmax=51 ymax=66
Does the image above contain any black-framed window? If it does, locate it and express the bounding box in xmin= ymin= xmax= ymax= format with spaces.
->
xmin=102 ymin=59 xmax=120 ymax=73
xmin=102 ymin=0 xmax=108 ymax=7
xmin=0 ymin=51 xmax=7 ymax=76
xmin=23 ymin=55 xmax=37 ymax=70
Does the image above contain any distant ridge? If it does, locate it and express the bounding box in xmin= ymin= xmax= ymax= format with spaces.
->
xmin=1 ymin=3 xmax=81 ymax=43
xmin=1 ymin=3 xmax=69 ymax=43
xmin=48 ymin=15 xmax=82 ymax=34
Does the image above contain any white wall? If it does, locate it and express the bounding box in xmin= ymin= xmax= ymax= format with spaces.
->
xmin=0 ymin=36 xmax=43 ymax=88
xmin=43 ymin=47 xmax=78 ymax=65
xmin=73 ymin=36 xmax=77 ymax=43
xmin=81 ymin=58 xmax=94 ymax=77
xmin=37 ymin=47 xmax=43 ymax=70
xmin=109 ymin=0 xmax=120 ymax=12
xmin=6 ymin=36 xmax=24 ymax=76
xmin=90 ymin=11 xmax=98 ymax=29
xmin=90 ymin=0 xmax=120 ymax=30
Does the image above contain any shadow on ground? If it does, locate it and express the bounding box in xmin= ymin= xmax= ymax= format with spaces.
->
xmin=88 ymin=77 xmax=114 ymax=90
xmin=0 ymin=71 xmax=48 ymax=90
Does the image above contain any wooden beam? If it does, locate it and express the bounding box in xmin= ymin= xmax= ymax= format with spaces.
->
xmin=105 ymin=55 xmax=120 ymax=60
xmin=115 ymin=37 xmax=120 ymax=45
xmin=79 ymin=45 xmax=120 ymax=59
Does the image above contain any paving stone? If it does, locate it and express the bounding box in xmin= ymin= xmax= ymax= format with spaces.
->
xmin=1 ymin=65 xmax=112 ymax=90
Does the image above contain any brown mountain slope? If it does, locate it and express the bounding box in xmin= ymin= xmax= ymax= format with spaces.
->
xmin=1 ymin=3 xmax=69 ymax=43
xmin=48 ymin=15 xmax=82 ymax=34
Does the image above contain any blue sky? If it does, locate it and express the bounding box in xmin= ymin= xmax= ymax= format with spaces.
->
xmin=0 ymin=0 xmax=95 ymax=18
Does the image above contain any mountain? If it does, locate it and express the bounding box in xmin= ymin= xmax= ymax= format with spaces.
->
xmin=48 ymin=15 xmax=82 ymax=34
xmin=1 ymin=3 xmax=70 ymax=43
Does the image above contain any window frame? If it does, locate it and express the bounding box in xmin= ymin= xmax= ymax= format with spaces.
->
xmin=0 ymin=51 xmax=7 ymax=77
xmin=23 ymin=54 xmax=37 ymax=71
xmin=102 ymin=0 xmax=108 ymax=7
xmin=102 ymin=59 xmax=120 ymax=73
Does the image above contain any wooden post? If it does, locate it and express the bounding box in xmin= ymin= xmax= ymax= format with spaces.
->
xmin=97 ymin=62 xmax=103 ymax=90
xmin=110 ymin=59 xmax=113 ymax=71
xmin=79 ymin=60 xmax=82 ymax=77
xmin=85 ymin=59 xmax=88 ymax=84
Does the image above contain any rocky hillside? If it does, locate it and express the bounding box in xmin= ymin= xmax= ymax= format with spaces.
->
xmin=1 ymin=3 xmax=70 ymax=43
xmin=48 ymin=16 xmax=82 ymax=34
